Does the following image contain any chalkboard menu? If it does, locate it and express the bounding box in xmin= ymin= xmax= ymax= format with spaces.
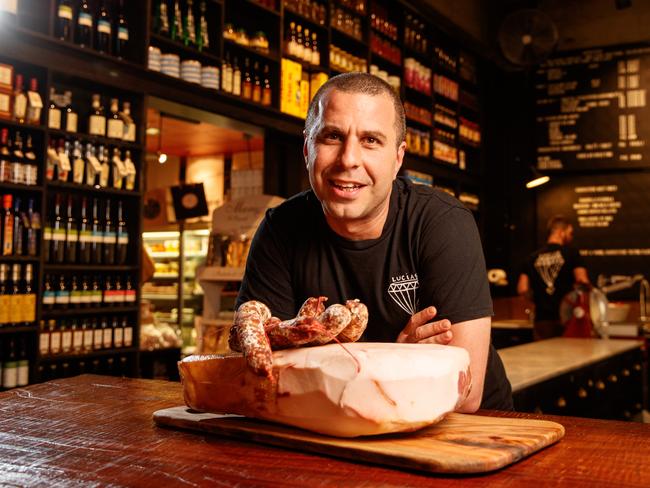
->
xmin=536 ymin=44 xmax=650 ymax=171
xmin=537 ymin=172 xmax=650 ymax=289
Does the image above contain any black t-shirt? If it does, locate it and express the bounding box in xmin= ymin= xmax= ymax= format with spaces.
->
xmin=523 ymin=244 xmax=584 ymax=321
xmin=237 ymin=177 xmax=513 ymax=410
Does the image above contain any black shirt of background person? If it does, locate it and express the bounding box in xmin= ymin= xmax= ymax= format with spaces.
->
xmin=237 ymin=177 xmax=513 ymax=411
xmin=523 ymin=244 xmax=584 ymax=321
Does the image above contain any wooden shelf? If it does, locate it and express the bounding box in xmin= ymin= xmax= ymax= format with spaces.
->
xmin=0 ymin=119 xmax=47 ymax=132
xmin=38 ymin=347 xmax=139 ymax=362
xmin=223 ymin=39 xmax=280 ymax=63
xmin=0 ymin=182 xmax=43 ymax=192
xmin=283 ymin=7 xmax=328 ymax=33
xmin=0 ymin=255 xmax=40 ymax=263
xmin=149 ymin=33 xmax=221 ymax=64
xmin=330 ymin=27 xmax=366 ymax=49
xmin=44 ymin=264 xmax=139 ymax=272
xmin=41 ymin=306 xmax=139 ymax=318
xmin=0 ymin=326 xmax=39 ymax=335
xmin=403 ymin=45 xmax=430 ymax=64
xmin=242 ymin=0 xmax=281 ymax=16
xmin=46 ymin=181 xmax=141 ymax=197
xmin=47 ymin=128 xmax=143 ymax=150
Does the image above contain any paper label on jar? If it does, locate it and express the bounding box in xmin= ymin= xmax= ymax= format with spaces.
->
xmin=103 ymin=230 xmax=116 ymax=244
xmin=123 ymin=327 xmax=133 ymax=346
xmin=87 ymin=154 xmax=101 ymax=171
xmin=0 ymin=295 xmax=11 ymax=324
xmin=42 ymin=290 xmax=55 ymax=306
xmin=48 ymin=108 xmax=62 ymax=129
xmin=103 ymin=328 xmax=112 ymax=348
xmin=0 ymin=65 xmax=12 ymax=87
xmin=114 ymin=328 xmax=124 ymax=348
xmin=125 ymin=290 xmax=136 ymax=303
xmin=58 ymin=4 xmax=72 ymax=19
xmin=117 ymin=233 xmax=129 ymax=245
xmin=0 ymin=93 xmax=9 ymax=113
xmin=58 ymin=151 xmax=71 ymax=171
xmin=39 ymin=333 xmax=50 ymax=355
xmin=13 ymin=94 xmax=27 ymax=118
xmin=107 ymin=119 xmax=124 ymax=139
xmin=78 ymin=12 xmax=92 ymax=27
xmin=50 ymin=332 xmax=61 ymax=353
xmin=93 ymin=329 xmax=103 ymax=348
xmin=66 ymin=112 xmax=78 ymax=132
xmin=98 ymin=20 xmax=111 ymax=35
xmin=23 ymin=294 xmax=36 ymax=322
xmin=27 ymin=91 xmax=43 ymax=109
xmin=89 ymin=115 xmax=106 ymax=136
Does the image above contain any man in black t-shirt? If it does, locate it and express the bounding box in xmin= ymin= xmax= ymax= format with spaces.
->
xmin=237 ymin=73 xmax=513 ymax=411
xmin=518 ymin=215 xmax=589 ymax=339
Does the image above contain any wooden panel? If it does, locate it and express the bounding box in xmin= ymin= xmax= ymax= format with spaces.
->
xmin=153 ymin=406 xmax=565 ymax=474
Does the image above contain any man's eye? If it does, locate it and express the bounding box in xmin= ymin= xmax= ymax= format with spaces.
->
xmin=325 ymin=133 xmax=341 ymax=141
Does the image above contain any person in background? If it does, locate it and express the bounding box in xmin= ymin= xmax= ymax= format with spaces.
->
xmin=517 ymin=215 xmax=590 ymax=340
xmin=236 ymin=72 xmax=513 ymax=411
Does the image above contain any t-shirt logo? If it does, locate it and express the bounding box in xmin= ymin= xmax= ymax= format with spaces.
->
xmin=388 ymin=273 xmax=419 ymax=315
xmin=534 ymin=250 xmax=565 ymax=295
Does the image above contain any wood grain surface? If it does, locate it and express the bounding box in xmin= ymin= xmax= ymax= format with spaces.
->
xmin=154 ymin=406 xmax=565 ymax=474
xmin=1 ymin=375 xmax=650 ymax=487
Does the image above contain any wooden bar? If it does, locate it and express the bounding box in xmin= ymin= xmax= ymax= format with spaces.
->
xmin=0 ymin=374 xmax=649 ymax=486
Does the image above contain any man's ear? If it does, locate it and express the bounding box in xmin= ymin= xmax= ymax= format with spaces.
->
xmin=303 ymin=134 xmax=310 ymax=167
xmin=394 ymin=140 xmax=406 ymax=177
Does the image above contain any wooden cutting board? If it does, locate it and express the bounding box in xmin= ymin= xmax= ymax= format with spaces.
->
xmin=153 ymin=406 xmax=564 ymax=474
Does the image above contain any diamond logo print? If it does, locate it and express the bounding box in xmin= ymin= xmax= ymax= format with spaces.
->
xmin=388 ymin=274 xmax=419 ymax=315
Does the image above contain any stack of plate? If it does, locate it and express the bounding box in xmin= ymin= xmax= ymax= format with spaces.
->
xmin=201 ymin=66 xmax=220 ymax=90
xmin=161 ymin=53 xmax=181 ymax=78
xmin=181 ymin=59 xmax=202 ymax=84
xmin=148 ymin=46 xmax=162 ymax=71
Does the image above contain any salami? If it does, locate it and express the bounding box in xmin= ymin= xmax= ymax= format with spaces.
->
xmin=337 ymin=299 xmax=368 ymax=342
xmin=267 ymin=316 xmax=323 ymax=349
xmin=297 ymin=296 xmax=327 ymax=318
xmin=235 ymin=301 xmax=273 ymax=378
xmin=310 ymin=304 xmax=352 ymax=345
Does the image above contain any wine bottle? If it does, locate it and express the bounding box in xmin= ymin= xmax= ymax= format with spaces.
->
xmin=90 ymin=198 xmax=102 ymax=264
xmin=72 ymin=139 xmax=85 ymax=184
xmin=70 ymin=275 xmax=81 ymax=308
xmin=23 ymin=135 xmax=37 ymax=186
xmin=185 ymin=0 xmax=196 ymax=46
xmin=11 ymin=130 xmax=24 ymax=185
xmin=78 ymin=196 xmax=91 ymax=264
xmin=56 ymin=0 xmax=73 ymax=42
xmin=107 ymin=98 xmax=124 ymax=140
xmin=49 ymin=319 xmax=61 ymax=355
xmin=103 ymin=199 xmax=115 ymax=265
xmin=242 ymin=58 xmax=252 ymax=100
xmin=0 ymin=264 xmax=9 ymax=327
xmin=26 ymin=198 xmax=39 ymax=256
xmin=16 ymin=338 xmax=28 ymax=387
xmin=9 ymin=264 xmax=21 ymax=326
xmin=0 ymin=128 xmax=10 ymax=183
xmin=22 ymin=263 xmax=35 ymax=325
xmin=12 ymin=74 xmax=27 ymax=123
xmin=76 ymin=0 xmax=93 ymax=47
xmin=252 ymin=61 xmax=262 ymax=104
xmin=71 ymin=318 xmax=83 ymax=353
xmin=2 ymin=338 xmax=18 ymax=389
xmin=89 ymin=94 xmax=106 ymax=136
xmin=116 ymin=201 xmax=128 ymax=264
xmin=64 ymin=91 xmax=78 ymax=133
xmin=43 ymin=273 xmax=55 ymax=310
xmin=60 ymin=319 xmax=72 ymax=353
xmin=115 ymin=0 xmax=129 ymax=59
xmin=1 ymin=194 xmax=13 ymax=256
xmin=48 ymin=88 xmax=62 ymax=130
xmin=11 ymin=195 xmax=23 ymax=256
xmin=262 ymin=64 xmax=272 ymax=107
xmin=55 ymin=274 xmax=70 ymax=309
xmin=51 ymin=193 xmax=66 ymax=263
xmin=96 ymin=0 xmax=112 ymax=54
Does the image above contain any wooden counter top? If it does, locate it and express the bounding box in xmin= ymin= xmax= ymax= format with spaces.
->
xmin=500 ymin=337 xmax=644 ymax=392
xmin=1 ymin=374 xmax=650 ymax=486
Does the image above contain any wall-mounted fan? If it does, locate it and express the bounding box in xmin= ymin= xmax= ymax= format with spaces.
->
xmin=498 ymin=8 xmax=559 ymax=68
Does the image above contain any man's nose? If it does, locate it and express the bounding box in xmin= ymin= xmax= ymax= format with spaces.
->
xmin=338 ymin=137 xmax=361 ymax=168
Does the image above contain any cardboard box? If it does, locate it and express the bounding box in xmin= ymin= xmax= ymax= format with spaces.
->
xmin=280 ymin=58 xmax=303 ymax=118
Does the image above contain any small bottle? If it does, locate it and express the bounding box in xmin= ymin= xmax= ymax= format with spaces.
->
xmin=56 ymin=0 xmax=73 ymax=42
xmin=72 ymin=319 xmax=83 ymax=353
xmin=262 ymin=64 xmax=272 ymax=107
xmin=60 ymin=319 xmax=72 ymax=354
xmin=101 ymin=316 xmax=112 ymax=349
xmin=242 ymin=58 xmax=252 ymax=100
xmin=82 ymin=319 xmax=93 ymax=352
xmin=311 ymin=32 xmax=320 ymax=66
xmin=88 ymin=94 xmax=106 ymax=136
xmin=26 ymin=198 xmax=40 ymax=256
xmin=76 ymin=0 xmax=93 ymax=47
xmin=55 ymin=274 xmax=70 ymax=309
xmin=92 ymin=318 xmax=103 ymax=350
xmin=16 ymin=338 xmax=28 ymax=387
xmin=78 ymin=196 xmax=92 ymax=264
xmin=64 ymin=91 xmax=78 ymax=133
xmin=121 ymin=101 xmax=136 ymax=142
xmin=72 ymin=140 xmax=85 ymax=184
xmin=112 ymin=316 xmax=123 ymax=348
xmin=51 ymin=193 xmax=65 ymax=263
xmin=103 ymin=199 xmax=115 ymax=265
xmin=12 ymin=74 xmax=27 ymax=123
xmin=39 ymin=319 xmax=51 ymax=356
xmin=232 ymin=57 xmax=241 ymax=97
xmin=96 ymin=0 xmax=112 ymax=54
xmin=2 ymin=339 xmax=18 ymax=389
xmin=49 ymin=319 xmax=61 ymax=355
xmin=26 ymin=78 xmax=43 ymax=125
xmin=22 ymin=264 xmax=35 ymax=325
xmin=107 ymin=98 xmax=124 ymax=140
xmin=115 ymin=201 xmax=128 ymax=265
xmin=90 ymin=198 xmax=103 ymax=264
xmin=252 ymin=62 xmax=262 ymax=104
xmin=48 ymin=88 xmax=62 ymax=129
xmin=23 ymin=135 xmax=38 ymax=185
xmin=122 ymin=316 xmax=133 ymax=347
xmin=115 ymin=0 xmax=129 ymax=59
xmin=42 ymin=274 xmax=56 ymax=310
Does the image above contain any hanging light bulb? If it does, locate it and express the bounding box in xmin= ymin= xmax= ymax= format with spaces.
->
xmin=158 ymin=152 xmax=168 ymax=164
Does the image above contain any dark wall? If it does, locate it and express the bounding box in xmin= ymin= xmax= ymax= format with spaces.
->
xmin=483 ymin=65 xmax=539 ymax=295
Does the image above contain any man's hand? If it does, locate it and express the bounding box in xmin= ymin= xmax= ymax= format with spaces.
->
xmin=396 ymin=306 xmax=453 ymax=344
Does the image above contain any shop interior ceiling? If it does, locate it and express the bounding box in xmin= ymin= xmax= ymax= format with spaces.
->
xmin=146 ymin=108 xmax=264 ymax=158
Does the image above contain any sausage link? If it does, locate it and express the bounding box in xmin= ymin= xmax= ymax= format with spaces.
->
xmin=337 ymin=299 xmax=369 ymax=342
xmin=297 ymin=296 xmax=327 ymax=318
xmin=234 ymin=301 xmax=273 ymax=377
xmin=310 ymin=304 xmax=352 ymax=345
xmin=267 ymin=316 xmax=324 ymax=349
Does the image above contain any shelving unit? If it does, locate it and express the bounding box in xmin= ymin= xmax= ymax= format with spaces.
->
xmin=1 ymin=0 xmax=488 ymax=387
